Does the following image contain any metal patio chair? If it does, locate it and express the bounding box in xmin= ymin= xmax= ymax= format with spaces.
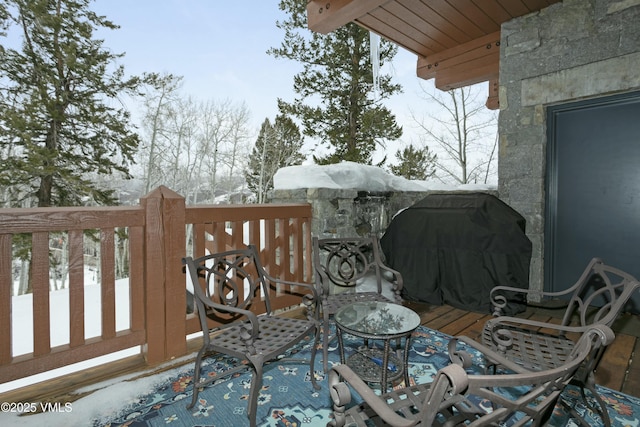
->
xmin=183 ymin=245 xmax=320 ymax=427
xmin=327 ymin=324 xmax=614 ymax=427
xmin=313 ymin=236 xmax=404 ymax=372
xmin=483 ymin=257 xmax=640 ymax=427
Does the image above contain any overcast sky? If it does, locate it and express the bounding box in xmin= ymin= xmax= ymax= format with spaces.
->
xmin=90 ymin=0 xmax=441 ymax=162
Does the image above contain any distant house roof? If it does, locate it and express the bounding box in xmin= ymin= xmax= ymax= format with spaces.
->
xmin=306 ymin=0 xmax=562 ymax=109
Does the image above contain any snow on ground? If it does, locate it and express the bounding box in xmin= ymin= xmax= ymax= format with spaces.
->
xmin=0 ymin=353 xmax=196 ymax=427
xmin=10 ymin=273 xmax=131 ymax=356
xmin=1 ymin=275 xmax=182 ymax=426
xmin=3 ymin=273 xmax=138 ymax=397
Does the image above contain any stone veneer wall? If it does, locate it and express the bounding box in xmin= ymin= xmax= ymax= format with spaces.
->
xmin=498 ymin=0 xmax=640 ymax=294
xmin=270 ymin=188 xmax=425 ymax=238
xmin=270 ymin=188 xmax=497 ymax=239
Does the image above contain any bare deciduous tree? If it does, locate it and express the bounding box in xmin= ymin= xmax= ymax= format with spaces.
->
xmin=139 ymin=73 xmax=184 ymax=195
xmin=412 ymin=83 xmax=498 ymax=185
xmin=209 ymin=101 xmax=252 ymax=203
xmin=137 ymin=88 xmax=252 ymax=204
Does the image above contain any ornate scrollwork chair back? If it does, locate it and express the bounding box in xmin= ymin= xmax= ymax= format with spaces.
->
xmin=489 ymin=257 xmax=640 ymax=327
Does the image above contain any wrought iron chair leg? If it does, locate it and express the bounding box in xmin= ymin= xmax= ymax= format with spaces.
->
xmin=187 ymin=348 xmax=206 ymax=409
xmin=559 ymin=397 xmax=592 ymax=427
xmin=322 ymin=318 xmax=331 ymax=373
xmin=310 ymin=327 xmax=321 ymax=390
xmin=247 ymin=364 xmax=263 ymax=427
xmin=582 ymin=384 xmax=612 ymax=427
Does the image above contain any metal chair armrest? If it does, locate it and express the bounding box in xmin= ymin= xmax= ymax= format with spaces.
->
xmin=313 ymin=266 xmax=333 ymax=296
xmin=264 ymin=274 xmax=321 ymax=320
xmin=328 ymin=363 xmax=467 ymax=427
xmin=197 ymin=297 xmax=260 ymax=339
xmin=485 ymin=315 xmax=590 ymax=336
xmin=263 ymin=273 xmax=319 ymax=300
xmin=490 ymin=258 xmax=615 ymax=316
xmin=448 ymin=335 xmax=531 ymax=374
xmin=379 ymin=264 xmax=404 ymax=289
xmin=328 ymin=364 xmax=417 ymax=427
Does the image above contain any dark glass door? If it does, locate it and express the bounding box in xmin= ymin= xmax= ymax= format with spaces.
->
xmin=545 ymin=91 xmax=640 ymax=313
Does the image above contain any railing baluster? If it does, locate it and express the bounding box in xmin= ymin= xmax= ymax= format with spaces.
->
xmin=282 ymin=218 xmax=292 ymax=281
xmin=265 ymin=218 xmax=277 ymax=276
xmin=129 ymin=226 xmax=145 ymax=332
xmin=248 ymin=219 xmax=260 ymax=248
xmin=101 ymin=228 xmax=116 ymax=340
xmin=214 ymin=220 xmax=226 ymax=253
xmin=0 ymin=206 xmax=145 ymax=384
xmin=69 ymin=229 xmax=85 ymax=347
xmin=0 ymin=234 xmax=12 ymax=364
xmin=32 ymin=231 xmax=51 ymax=357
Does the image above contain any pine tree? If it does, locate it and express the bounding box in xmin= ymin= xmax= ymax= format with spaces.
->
xmin=0 ymin=0 xmax=149 ymax=207
xmin=269 ymin=0 xmax=402 ymax=165
xmin=389 ymin=144 xmax=437 ymax=181
xmin=245 ymin=115 xmax=305 ymax=203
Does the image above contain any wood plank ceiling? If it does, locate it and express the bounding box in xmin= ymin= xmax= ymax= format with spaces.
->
xmin=307 ymin=0 xmax=561 ymax=109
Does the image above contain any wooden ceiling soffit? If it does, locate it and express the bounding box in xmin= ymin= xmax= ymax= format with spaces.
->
xmin=307 ymin=1 xmax=502 ymax=109
xmin=417 ymin=31 xmax=501 ymax=91
xmin=307 ymin=0 xmax=390 ymax=34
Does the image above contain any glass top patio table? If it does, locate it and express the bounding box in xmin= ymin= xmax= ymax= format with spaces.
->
xmin=334 ymin=301 xmax=421 ymax=391
xmin=334 ymin=301 xmax=421 ymax=336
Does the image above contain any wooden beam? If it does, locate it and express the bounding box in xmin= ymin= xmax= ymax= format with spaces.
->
xmin=433 ymin=50 xmax=499 ymax=90
xmin=414 ymin=30 xmax=500 ymax=91
xmin=417 ymin=31 xmax=501 ymax=79
xmin=307 ymin=0 xmax=391 ymax=34
xmin=486 ymin=78 xmax=499 ymax=110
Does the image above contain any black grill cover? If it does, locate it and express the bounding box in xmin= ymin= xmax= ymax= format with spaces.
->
xmin=380 ymin=193 xmax=531 ymax=314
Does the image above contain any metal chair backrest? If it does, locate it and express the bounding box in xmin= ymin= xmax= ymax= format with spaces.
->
xmin=313 ymin=236 xmax=385 ymax=293
xmin=185 ymin=245 xmax=272 ymax=331
xmin=559 ymin=258 xmax=640 ymax=327
xmin=491 ymin=257 xmax=640 ymax=325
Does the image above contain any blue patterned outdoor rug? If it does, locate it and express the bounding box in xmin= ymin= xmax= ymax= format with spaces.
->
xmin=95 ymin=326 xmax=640 ymax=427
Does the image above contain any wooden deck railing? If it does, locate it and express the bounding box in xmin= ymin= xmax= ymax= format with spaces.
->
xmin=0 ymin=186 xmax=313 ymax=387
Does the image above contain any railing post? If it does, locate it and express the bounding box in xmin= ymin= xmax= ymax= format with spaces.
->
xmin=141 ymin=186 xmax=187 ymax=364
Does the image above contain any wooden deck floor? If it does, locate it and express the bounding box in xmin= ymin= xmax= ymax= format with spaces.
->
xmin=404 ymin=301 xmax=640 ymax=396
